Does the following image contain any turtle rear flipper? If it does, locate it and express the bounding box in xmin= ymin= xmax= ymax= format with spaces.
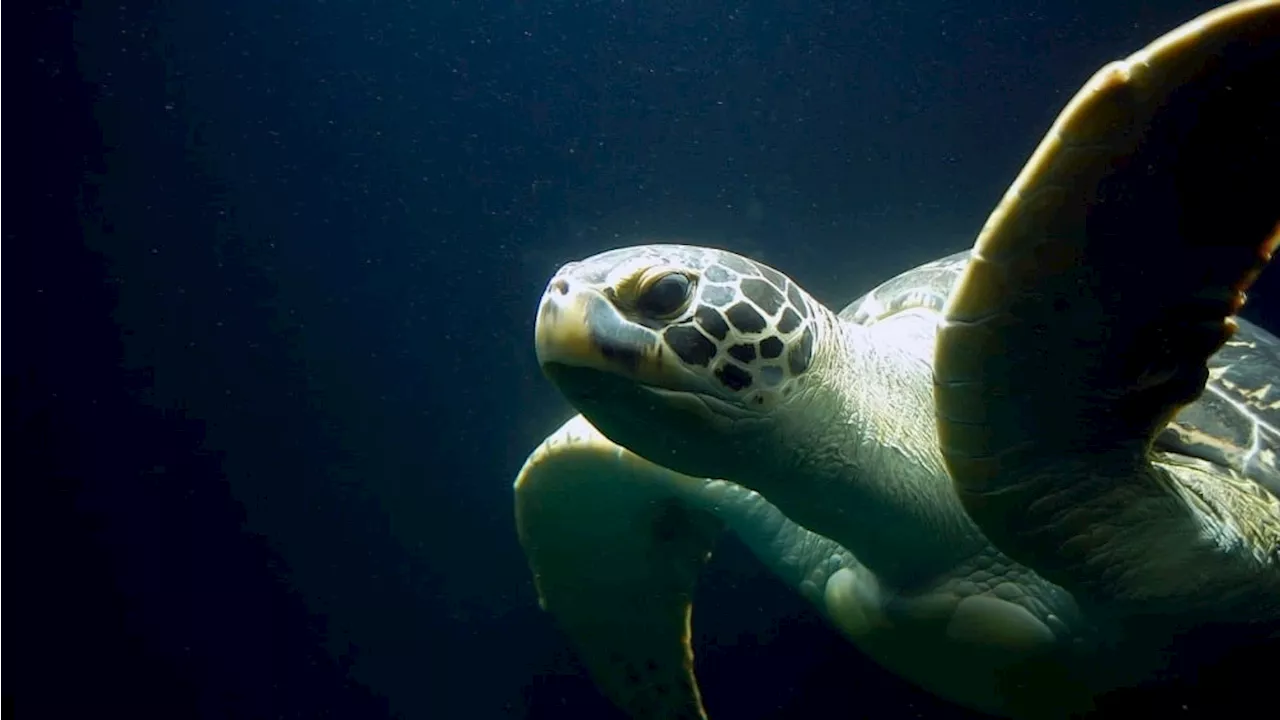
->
xmin=935 ymin=0 xmax=1280 ymax=624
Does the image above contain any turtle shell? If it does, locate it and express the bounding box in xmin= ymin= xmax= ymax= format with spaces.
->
xmin=1158 ymin=316 xmax=1280 ymax=499
xmin=841 ymin=250 xmax=970 ymax=325
xmin=842 ymin=249 xmax=1280 ymax=499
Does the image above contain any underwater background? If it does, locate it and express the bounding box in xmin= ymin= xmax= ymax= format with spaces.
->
xmin=8 ymin=0 xmax=1279 ymax=718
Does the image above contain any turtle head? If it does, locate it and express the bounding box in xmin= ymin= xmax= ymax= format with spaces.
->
xmin=535 ymin=243 xmax=830 ymax=479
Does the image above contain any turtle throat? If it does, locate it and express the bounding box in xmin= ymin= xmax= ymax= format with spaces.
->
xmin=739 ymin=317 xmax=989 ymax=589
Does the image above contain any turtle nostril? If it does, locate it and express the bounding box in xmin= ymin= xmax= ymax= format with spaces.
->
xmin=551 ymin=279 xmax=570 ymax=295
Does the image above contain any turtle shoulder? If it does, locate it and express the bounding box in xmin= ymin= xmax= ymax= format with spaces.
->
xmin=840 ymin=250 xmax=970 ymax=326
xmin=1157 ymin=316 xmax=1280 ymax=500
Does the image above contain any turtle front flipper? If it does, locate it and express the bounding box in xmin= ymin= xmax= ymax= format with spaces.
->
xmin=934 ymin=0 xmax=1280 ymax=625
xmin=516 ymin=414 xmax=908 ymax=718
xmin=515 ymin=414 xmax=723 ymax=719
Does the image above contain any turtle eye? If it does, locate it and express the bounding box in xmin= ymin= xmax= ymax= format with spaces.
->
xmin=636 ymin=272 xmax=693 ymax=319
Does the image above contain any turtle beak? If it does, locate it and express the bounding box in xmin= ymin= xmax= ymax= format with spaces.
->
xmin=534 ymin=276 xmax=664 ymax=380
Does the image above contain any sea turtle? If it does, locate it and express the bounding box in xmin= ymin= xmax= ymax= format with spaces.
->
xmin=517 ymin=1 xmax=1280 ymax=718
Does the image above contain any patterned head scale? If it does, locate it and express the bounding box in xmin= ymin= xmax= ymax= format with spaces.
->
xmin=535 ymin=244 xmax=825 ymax=411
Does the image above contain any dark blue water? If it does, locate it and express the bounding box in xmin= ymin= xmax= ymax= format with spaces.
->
xmin=8 ymin=0 xmax=1276 ymax=718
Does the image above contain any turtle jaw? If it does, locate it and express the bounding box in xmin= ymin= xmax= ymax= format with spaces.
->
xmin=541 ymin=362 xmax=772 ymax=481
xmin=536 ymin=282 xmax=772 ymax=479
xmin=541 ymin=362 xmax=679 ymax=426
xmin=535 ymin=278 xmax=709 ymax=396
xmin=536 ymin=281 xmax=657 ymax=380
